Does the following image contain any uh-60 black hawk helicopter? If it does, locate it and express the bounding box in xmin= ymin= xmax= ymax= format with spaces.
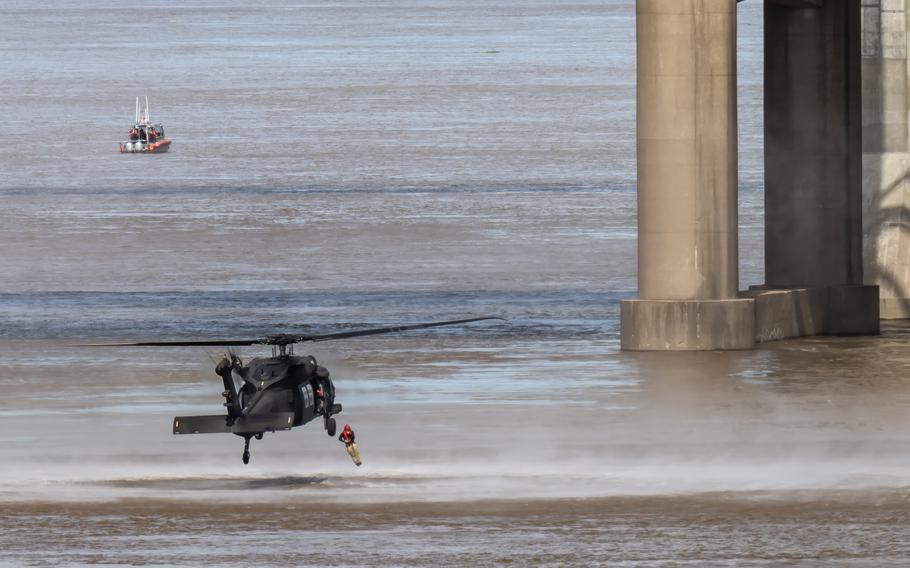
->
xmin=87 ymin=317 xmax=499 ymax=464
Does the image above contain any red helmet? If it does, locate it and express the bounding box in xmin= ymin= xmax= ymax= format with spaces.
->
xmin=343 ymin=424 xmax=352 ymax=433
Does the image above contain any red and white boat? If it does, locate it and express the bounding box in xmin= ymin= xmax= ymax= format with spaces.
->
xmin=119 ymin=96 xmax=171 ymax=154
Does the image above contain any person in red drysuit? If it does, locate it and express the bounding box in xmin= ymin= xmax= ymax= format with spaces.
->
xmin=339 ymin=424 xmax=361 ymax=466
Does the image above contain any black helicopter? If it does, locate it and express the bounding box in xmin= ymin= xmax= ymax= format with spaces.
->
xmin=88 ymin=317 xmax=499 ymax=464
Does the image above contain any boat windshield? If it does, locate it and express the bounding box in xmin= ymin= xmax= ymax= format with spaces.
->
xmin=127 ymin=124 xmax=163 ymax=143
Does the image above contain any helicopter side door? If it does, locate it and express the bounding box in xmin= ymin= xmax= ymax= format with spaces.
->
xmin=295 ymin=383 xmax=316 ymax=426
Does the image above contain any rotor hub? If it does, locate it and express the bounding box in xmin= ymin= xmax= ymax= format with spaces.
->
xmin=262 ymin=334 xmax=299 ymax=346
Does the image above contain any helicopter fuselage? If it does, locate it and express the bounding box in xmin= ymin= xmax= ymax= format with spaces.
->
xmin=237 ymin=355 xmax=337 ymax=428
xmin=172 ymin=353 xmax=341 ymax=446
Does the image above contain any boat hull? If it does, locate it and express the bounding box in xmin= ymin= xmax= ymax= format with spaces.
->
xmin=119 ymin=139 xmax=171 ymax=154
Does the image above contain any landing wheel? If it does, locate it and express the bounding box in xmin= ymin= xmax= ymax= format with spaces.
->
xmin=327 ymin=418 xmax=336 ymax=437
xmin=242 ymin=436 xmax=251 ymax=464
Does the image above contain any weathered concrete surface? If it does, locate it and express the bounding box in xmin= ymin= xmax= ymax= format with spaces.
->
xmin=827 ymin=285 xmax=882 ymax=334
xmin=747 ymin=288 xmax=827 ymax=341
xmin=621 ymin=299 xmax=756 ymax=351
xmin=622 ymin=287 xmax=879 ymax=351
xmin=622 ymin=0 xmax=739 ymax=351
xmin=765 ymin=0 xmax=864 ymax=289
xmin=745 ymin=285 xmax=880 ymax=342
xmin=635 ymin=0 xmax=738 ymax=301
xmin=862 ymin=0 xmax=910 ymax=318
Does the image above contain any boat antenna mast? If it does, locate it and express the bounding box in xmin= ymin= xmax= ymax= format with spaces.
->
xmin=135 ymin=96 xmax=151 ymax=126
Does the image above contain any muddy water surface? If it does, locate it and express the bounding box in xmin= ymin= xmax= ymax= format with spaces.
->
xmin=2 ymin=1 xmax=909 ymax=566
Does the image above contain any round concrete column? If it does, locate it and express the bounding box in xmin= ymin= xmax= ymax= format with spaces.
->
xmin=636 ymin=0 xmax=739 ymax=300
xmin=623 ymin=1 xmax=751 ymax=351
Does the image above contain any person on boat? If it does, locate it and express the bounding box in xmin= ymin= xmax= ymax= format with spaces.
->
xmin=129 ymin=127 xmax=139 ymax=141
xmin=148 ymin=128 xmax=157 ymax=143
xmin=339 ymin=424 xmax=362 ymax=466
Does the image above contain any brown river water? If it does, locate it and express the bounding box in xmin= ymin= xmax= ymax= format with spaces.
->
xmin=2 ymin=1 xmax=910 ymax=566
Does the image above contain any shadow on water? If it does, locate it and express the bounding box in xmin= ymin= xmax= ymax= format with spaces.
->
xmin=99 ymin=476 xmax=330 ymax=491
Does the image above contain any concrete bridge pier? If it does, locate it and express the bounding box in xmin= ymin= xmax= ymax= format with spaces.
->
xmin=862 ymin=0 xmax=910 ymax=318
xmin=622 ymin=0 xmax=879 ymax=351
xmin=756 ymin=0 xmax=879 ymax=339
xmin=621 ymin=0 xmax=755 ymax=350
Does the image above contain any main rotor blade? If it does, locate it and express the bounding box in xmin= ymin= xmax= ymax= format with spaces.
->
xmin=299 ymin=316 xmax=505 ymax=343
xmin=76 ymin=316 xmax=504 ymax=347
xmin=77 ymin=339 xmax=262 ymax=347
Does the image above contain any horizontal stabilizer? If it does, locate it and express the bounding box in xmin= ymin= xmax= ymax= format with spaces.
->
xmin=173 ymin=415 xmax=232 ymax=434
xmin=173 ymin=413 xmax=295 ymax=435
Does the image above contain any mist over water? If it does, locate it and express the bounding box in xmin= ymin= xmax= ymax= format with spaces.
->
xmin=2 ymin=1 xmax=909 ymax=565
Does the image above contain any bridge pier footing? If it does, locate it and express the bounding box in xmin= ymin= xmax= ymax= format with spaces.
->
xmin=621 ymin=285 xmax=879 ymax=351
xmin=746 ymin=285 xmax=879 ymax=343
xmin=621 ymin=299 xmax=755 ymax=351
